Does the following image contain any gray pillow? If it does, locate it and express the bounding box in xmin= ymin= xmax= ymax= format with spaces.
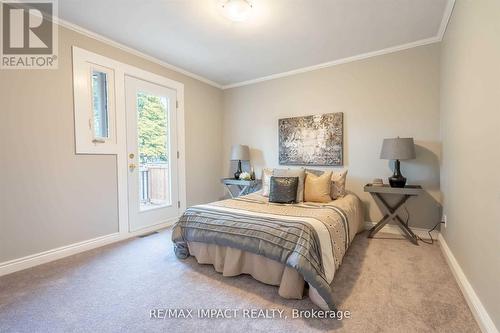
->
xmin=273 ymin=168 xmax=305 ymax=202
xmin=269 ymin=177 xmax=299 ymax=204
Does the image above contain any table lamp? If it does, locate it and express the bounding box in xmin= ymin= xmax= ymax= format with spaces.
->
xmin=230 ymin=144 xmax=250 ymax=179
xmin=380 ymin=137 xmax=416 ymax=188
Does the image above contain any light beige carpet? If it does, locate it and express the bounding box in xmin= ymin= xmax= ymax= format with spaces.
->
xmin=0 ymin=229 xmax=480 ymax=333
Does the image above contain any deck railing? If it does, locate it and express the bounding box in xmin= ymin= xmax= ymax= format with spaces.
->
xmin=139 ymin=163 xmax=169 ymax=205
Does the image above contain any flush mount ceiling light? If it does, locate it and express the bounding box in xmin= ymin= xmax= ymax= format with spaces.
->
xmin=222 ymin=0 xmax=253 ymax=22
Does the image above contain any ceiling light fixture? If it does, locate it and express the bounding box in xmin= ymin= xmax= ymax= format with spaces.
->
xmin=222 ymin=0 xmax=253 ymax=22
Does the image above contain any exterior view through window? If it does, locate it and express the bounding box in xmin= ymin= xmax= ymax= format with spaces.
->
xmin=91 ymin=71 xmax=109 ymax=139
xmin=136 ymin=92 xmax=171 ymax=210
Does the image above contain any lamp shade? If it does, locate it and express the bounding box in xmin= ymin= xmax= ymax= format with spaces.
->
xmin=380 ymin=137 xmax=416 ymax=160
xmin=230 ymin=144 xmax=250 ymax=161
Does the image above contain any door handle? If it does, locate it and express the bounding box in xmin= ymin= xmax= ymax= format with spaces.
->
xmin=129 ymin=163 xmax=137 ymax=171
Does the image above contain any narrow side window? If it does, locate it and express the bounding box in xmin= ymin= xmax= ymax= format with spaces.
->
xmin=91 ymin=70 xmax=109 ymax=140
xmin=73 ymin=46 xmax=117 ymax=153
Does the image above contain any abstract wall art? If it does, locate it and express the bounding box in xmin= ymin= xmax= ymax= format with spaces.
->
xmin=278 ymin=112 xmax=343 ymax=166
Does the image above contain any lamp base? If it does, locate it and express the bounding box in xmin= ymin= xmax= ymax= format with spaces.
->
xmin=234 ymin=160 xmax=242 ymax=179
xmin=388 ymin=159 xmax=407 ymax=188
xmin=389 ymin=175 xmax=407 ymax=188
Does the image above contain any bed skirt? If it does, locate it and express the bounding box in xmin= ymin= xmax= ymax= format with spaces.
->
xmin=187 ymin=241 xmax=329 ymax=309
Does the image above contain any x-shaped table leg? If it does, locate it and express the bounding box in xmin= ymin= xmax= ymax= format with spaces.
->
xmin=237 ymin=185 xmax=249 ymax=197
xmin=368 ymin=193 xmax=419 ymax=245
xmin=225 ymin=184 xmax=250 ymax=198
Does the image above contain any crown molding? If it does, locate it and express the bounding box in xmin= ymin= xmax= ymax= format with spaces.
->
xmin=54 ymin=0 xmax=455 ymax=91
xmin=222 ymin=0 xmax=455 ymax=90
xmin=437 ymin=0 xmax=456 ymax=41
xmin=56 ymin=18 xmax=223 ymax=89
xmin=222 ymin=36 xmax=440 ymax=89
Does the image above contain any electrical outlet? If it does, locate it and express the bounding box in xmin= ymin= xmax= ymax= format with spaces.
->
xmin=441 ymin=214 xmax=447 ymax=228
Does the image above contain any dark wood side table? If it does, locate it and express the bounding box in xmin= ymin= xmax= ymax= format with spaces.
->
xmin=221 ymin=178 xmax=261 ymax=198
xmin=364 ymin=184 xmax=423 ymax=245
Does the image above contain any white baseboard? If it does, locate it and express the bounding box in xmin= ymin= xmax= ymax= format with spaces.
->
xmin=363 ymin=221 xmax=439 ymax=240
xmin=0 ymin=218 xmax=178 ymax=277
xmin=438 ymin=234 xmax=499 ymax=333
xmin=365 ymin=222 xmax=497 ymax=332
xmin=3 ymin=218 xmax=496 ymax=333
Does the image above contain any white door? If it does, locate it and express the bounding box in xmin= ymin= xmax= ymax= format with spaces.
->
xmin=125 ymin=76 xmax=180 ymax=231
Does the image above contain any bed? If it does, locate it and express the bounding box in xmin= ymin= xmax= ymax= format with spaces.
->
xmin=172 ymin=191 xmax=364 ymax=310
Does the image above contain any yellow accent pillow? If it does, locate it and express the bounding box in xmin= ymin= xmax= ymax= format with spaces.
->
xmin=304 ymin=171 xmax=332 ymax=203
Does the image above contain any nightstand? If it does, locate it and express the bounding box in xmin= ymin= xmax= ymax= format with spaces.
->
xmin=364 ymin=184 xmax=423 ymax=245
xmin=221 ymin=178 xmax=261 ymax=198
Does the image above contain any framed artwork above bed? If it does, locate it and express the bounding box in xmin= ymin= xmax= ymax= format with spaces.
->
xmin=278 ymin=112 xmax=343 ymax=166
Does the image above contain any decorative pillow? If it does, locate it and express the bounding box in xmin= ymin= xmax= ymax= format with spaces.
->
xmin=304 ymin=171 xmax=332 ymax=203
xmin=331 ymin=169 xmax=348 ymax=199
xmin=269 ymin=177 xmax=299 ymax=204
xmin=261 ymin=168 xmax=273 ymax=197
xmin=273 ymin=168 xmax=305 ymax=202
xmin=305 ymin=168 xmax=348 ymax=200
xmin=304 ymin=169 xmax=323 ymax=176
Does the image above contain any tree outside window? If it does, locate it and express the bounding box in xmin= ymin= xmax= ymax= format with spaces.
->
xmin=136 ymin=92 xmax=168 ymax=164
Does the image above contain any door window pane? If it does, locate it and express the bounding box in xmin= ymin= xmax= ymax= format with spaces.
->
xmin=136 ymin=92 xmax=170 ymax=211
xmin=92 ymin=71 xmax=109 ymax=139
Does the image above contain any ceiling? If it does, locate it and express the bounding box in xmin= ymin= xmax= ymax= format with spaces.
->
xmin=58 ymin=0 xmax=452 ymax=88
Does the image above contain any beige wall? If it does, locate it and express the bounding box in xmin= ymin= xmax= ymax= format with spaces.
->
xmin=223 ymin=44 xmax=441 ymax=229
xmin=440 ymin=0 xmax=500 ymax=327
xmin=0 ymin=25 xmax=223 ymax=262
xmin=0 ymin=8 xmax=497 ymax=327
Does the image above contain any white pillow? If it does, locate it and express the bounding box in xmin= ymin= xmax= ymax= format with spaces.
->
xmin=261 ymin=168 xmax=273 ymax=197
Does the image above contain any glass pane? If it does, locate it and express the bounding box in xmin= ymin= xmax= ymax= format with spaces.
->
xmin=136 ymin=92 xmax=170 ymax=211
xmin=91 ymin=71 xmax=109 ymax=138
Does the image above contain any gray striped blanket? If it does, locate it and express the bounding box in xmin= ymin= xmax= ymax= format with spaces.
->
xmin=172 ymin=193 xmax=353 ymax=310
